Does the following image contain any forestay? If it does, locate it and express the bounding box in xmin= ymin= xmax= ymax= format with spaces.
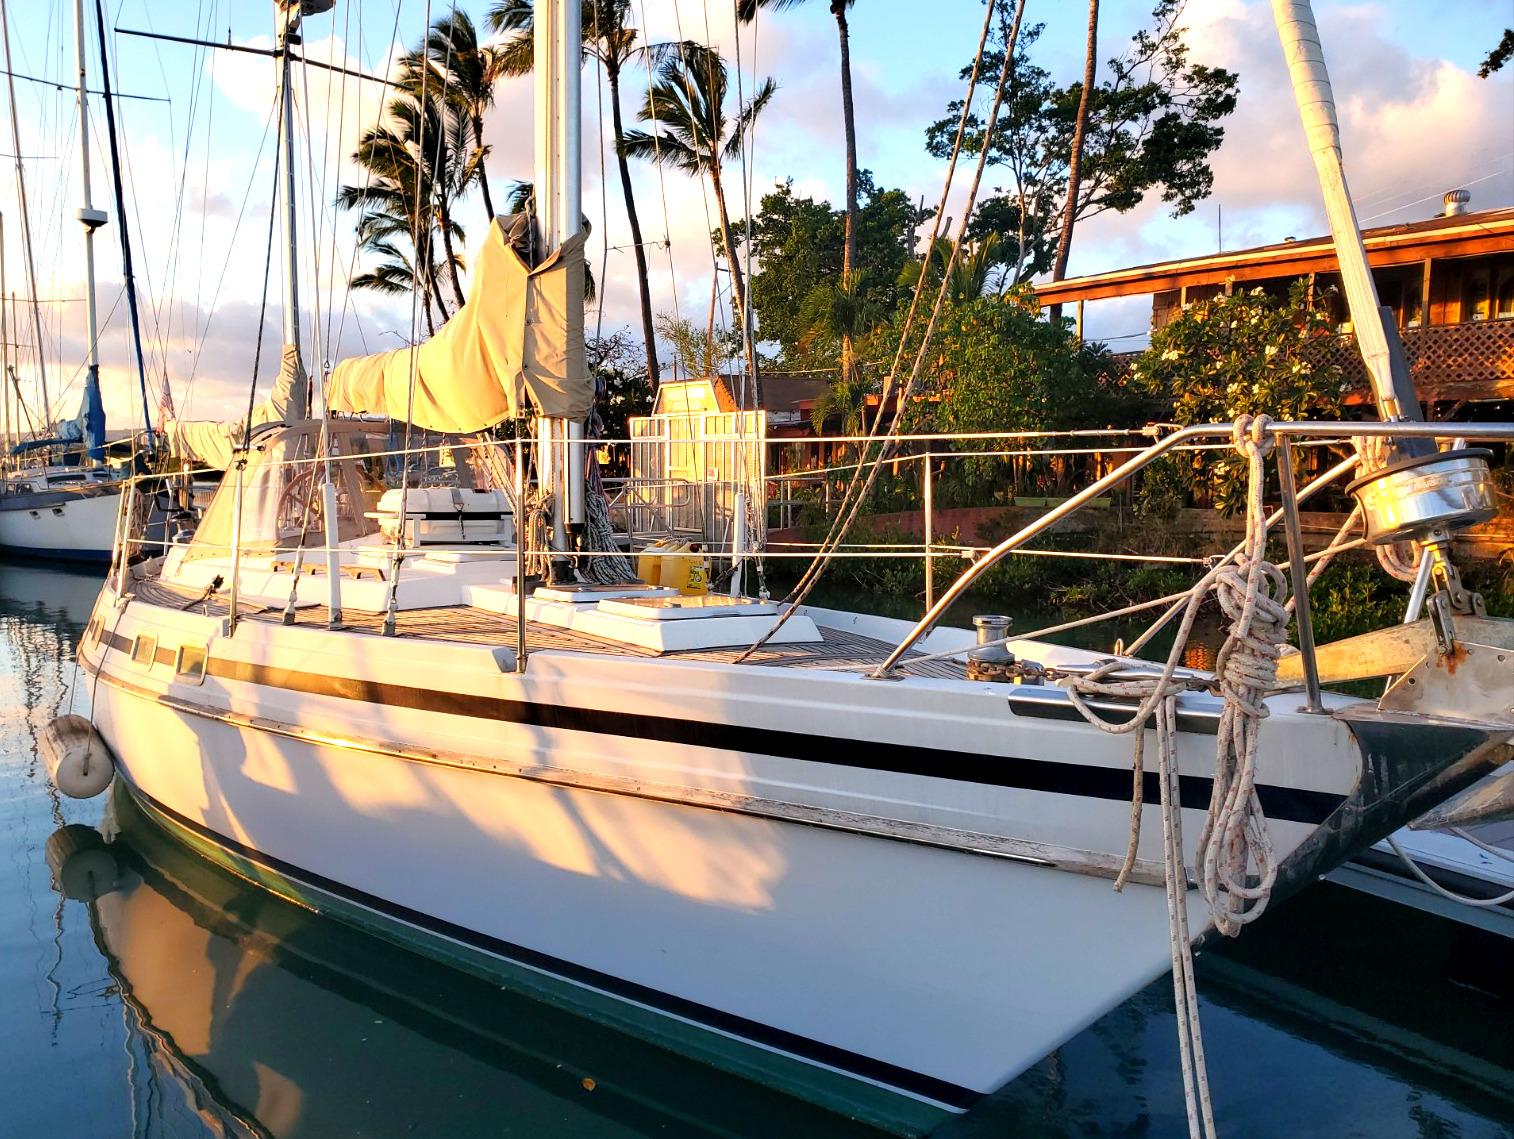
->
xmin=326 ymin=213 xmax=591 ymax=432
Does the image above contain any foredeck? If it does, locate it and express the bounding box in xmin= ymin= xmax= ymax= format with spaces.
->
xmin=132 ymin=577 xmax=968 ymax=678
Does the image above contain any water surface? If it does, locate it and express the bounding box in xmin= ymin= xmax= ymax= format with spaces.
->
xmin=1 ymin=562 xmax=1509 ymax=1137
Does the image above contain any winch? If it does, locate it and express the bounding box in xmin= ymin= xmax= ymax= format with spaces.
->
xmin=1347 ymin=444 xmax=1497 ymax=649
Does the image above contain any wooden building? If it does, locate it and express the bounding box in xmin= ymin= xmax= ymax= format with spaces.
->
xmin=1034 ymin=202 xmax=1514 ymax=412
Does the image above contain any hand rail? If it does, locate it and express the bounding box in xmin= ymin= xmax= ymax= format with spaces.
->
xmin=869 ymin=419 xmax=1514 ymax=678
xmin=872 ymin=425 xmax=1211 ymax=675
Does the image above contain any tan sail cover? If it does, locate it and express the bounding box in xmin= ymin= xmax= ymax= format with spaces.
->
xmin=163 ymin=344 xmax=305 ymax=470
xmin=327 ymin=214 xmax=590 ymax=431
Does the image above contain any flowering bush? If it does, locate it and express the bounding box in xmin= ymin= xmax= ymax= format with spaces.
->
xmin=1132 ymin=282 xmax=1351 ymax=512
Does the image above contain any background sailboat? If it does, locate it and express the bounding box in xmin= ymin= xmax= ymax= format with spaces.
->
xmin=0 ymin=0 xmax=154 ymax=564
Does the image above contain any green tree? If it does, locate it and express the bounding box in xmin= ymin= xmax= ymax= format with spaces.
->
xmin=621 ymin=44 xmax=775 ymax=358
xmin=654 ymin=313 xmax=740 ymax=379
xmin=737 ymin=0 xmax=860 ymax=380
xmin=926 ymin=3 xmax=1237 ymax=285
xmin=488 ymin=0 xmax=663 ymax=382
xmin=587 ymin=330 xmax=653 ymax=472
xmin=900 ymin=287 xmax=1133 ymax=494
xmin=899 ymin=233 xmax=1013 ymax=303
xmin=1478 ymin=28 xmax=1513 ymax=77
xmin=1131 ymin=284 xmax=1351 ymax=512
xmin=808 ymin=364 xmax=872 ymax=438
xmin=741 ymin=174 xmax=927 ymax=366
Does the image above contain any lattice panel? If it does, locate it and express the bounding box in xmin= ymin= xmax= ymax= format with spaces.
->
xmin=1287 ymin=322 xmax=1514 ymax=401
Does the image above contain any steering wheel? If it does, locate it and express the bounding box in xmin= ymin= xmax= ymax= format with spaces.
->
xmin=275 ymin=465 xmax=321 ymax=531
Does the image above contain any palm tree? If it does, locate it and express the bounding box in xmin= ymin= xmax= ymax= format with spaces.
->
xmin=796 ymin=270 xmax=873 ymax=367
xmin=901 ymin=234 xmax=1007 ymax=303
xmin=413 ymin=10 xmax=502 ymax=221
xmin=338 ymin=100 xmax=467 ymax=333
xmin=737 ymin=0 xmax=858 ymax=378
xmin=1051 ymin=0 xmax=1099 ymax=292
xmin=808 ymin=366 xmax=871 ymax=438
xmin=392 ymin=57 xmax=475 ymax=310
xmin=620 ymin=44 xmax=773 ymax=354
xmin=488 ymin=0 xmax=662 ymax=384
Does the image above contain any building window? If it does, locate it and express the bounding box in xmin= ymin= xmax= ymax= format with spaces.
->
xmin=1463 ymin=269 xmax=1491 ymax=322
xmin=1401 ymin=278 xmax=1423 ymax=328
xmin=1495 ymin=276 xmax=1514 ymax=321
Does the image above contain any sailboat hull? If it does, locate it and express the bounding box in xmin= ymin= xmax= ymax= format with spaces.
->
xmin=77 ymin=584 xmax=1378 ymax=1128
xmin=0 ymin=485 xmax=120 ymax=563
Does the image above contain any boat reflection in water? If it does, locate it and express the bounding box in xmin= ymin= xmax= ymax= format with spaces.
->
xmin=47 ymin=786 xmax=1514 ymax=1139
xmin=50 ymin=788 xmax=882 ymax=1139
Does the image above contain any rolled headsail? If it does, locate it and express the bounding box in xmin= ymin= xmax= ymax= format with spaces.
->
xmin=1271 ymin=0 xmax=1420 ymax=425
xmin=162 ymin=344 xmax=305 ymax=470
xmin=326 ymin=213 xmax=591 ymax=432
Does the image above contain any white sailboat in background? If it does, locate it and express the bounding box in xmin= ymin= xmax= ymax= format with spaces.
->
xmin=46 ymin=0 xmax=1513 ymax=1133
xmin=0 ymin=0 xmax=152 ymax=565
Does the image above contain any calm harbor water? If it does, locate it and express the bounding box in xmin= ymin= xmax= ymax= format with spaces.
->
xmin=1 ymin=562 xmax=1510 ymax=1138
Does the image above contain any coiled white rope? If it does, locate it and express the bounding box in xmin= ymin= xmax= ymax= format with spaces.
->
xmin=1060 ymin=415 xmax=1292 ymax=1139
xmin=1200 ymin=419 xmax=1286 ymax=936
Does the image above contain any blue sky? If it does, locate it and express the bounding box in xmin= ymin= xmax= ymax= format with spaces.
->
xmin=1 ymin=0 xmax=1510 ymax=424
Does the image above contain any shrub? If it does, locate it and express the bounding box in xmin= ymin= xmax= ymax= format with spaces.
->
xmin=1131 ymin=282 xmax=1352 ymax=513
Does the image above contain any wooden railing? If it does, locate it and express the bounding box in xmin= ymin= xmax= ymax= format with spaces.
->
xmin=1111 ymin=320 xmax=1514 ymax=404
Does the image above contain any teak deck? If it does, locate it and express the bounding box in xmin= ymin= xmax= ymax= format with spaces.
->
xmin=133 ymin=577 xmax=967 ymax=678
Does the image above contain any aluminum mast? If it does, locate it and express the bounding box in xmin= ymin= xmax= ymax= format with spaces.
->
xmin=272 ymin=1 xmax=332 ymax=421
xmin=75 ymin=0 xmax=107 ymax=461
xmin=534 ymin=0 xmax=586 ymax=556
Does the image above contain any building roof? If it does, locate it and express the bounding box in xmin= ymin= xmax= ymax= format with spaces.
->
xmin=1033 ymin=206 xmax=1514 ymax=305
xmin=654 ymin=373 xmax=831 ymax=421
xmin=758 ymin=374 xmax=831 ymax=416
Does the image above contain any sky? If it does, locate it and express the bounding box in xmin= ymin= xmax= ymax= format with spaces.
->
xmin=0 ymin=0 xmax=1509 ymax=430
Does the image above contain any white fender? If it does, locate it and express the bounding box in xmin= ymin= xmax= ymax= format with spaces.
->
xmin=41 ymin=714 xmax=116 ymax=799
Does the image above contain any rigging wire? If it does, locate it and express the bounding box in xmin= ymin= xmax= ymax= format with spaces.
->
xmin=737 ymin=0 xmax=1019 ymax=660
xmin=92 ymin=0 xmax=156 ymax=444
xmin=332 ymin=0 xmax=406 ymax=360
xmin=187 ymin=0 xmax=218 ymax=390
xmin=632 ymin=0 xmax=683 ymax=329
xmin=157 ymin=0 xmax=211 ymax=373
xmin=382 ymin=0 xmax=436 ymax=639
xmin=179 ymin=100 xmax=278 ymax=409
xmin=242 ymin=146 xmax=280 ymax=444
xmin=1 ymin=0 xmax=54 ymax=423
xmin=591 ymin=0 xmax=608 ymax=342
xmin=321 ymin=0 xmax=354 ymax=356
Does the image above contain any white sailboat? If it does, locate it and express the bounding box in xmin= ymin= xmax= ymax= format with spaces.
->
xmin=0 ymin=0 xmax=147 ymax=564
xmin=56 ymin=0 xmax=1514 ymax=1131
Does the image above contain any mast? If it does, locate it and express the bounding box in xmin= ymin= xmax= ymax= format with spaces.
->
xmin=1271 ymin=0 xmax=1423 ymax=443
xmin=75 ymin=0 xmax=107 ymax=463
xmin=92 ymin=0 xmax=155 ymax=450
xmin=0 ymin=1 xmax=50 ymax=426
xmin=534 ymin=0 xmax=585 ymax=555
xmin=274 ymin=1 xmax=315 ymax=420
